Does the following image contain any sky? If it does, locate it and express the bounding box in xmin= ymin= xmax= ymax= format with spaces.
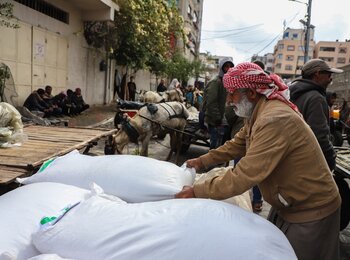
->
xmin=200 ymin=0 xmax=350 ymax=63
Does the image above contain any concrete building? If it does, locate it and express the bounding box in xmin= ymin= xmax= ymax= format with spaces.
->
xmin=128 ymin=0 xmax=204 ymax=92
xmin=328 ymin=64 xmax=350 ymax=103
xmin=314 ymin=40 xmax=350 ymax=69
xmin=0 ymin=0 xmax=119 ymax=106
xmin=177 ymin=0 xmax=203 ymax=62
xmin=273 ymin=27 xmax=315 ymax=80
xmin=251 ymin=53 xmax=274 ymax=74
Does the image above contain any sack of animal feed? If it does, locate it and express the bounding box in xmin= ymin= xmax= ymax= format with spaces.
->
xmin=17 ymin=149 xmax=195 ymax=203
xmin=33 ymin=194 xmax=296 ymax=260
xmin=0 ymin=182 xmax=89 ymax=260
xmin=195 ymin=167 xmax=253 ymax=212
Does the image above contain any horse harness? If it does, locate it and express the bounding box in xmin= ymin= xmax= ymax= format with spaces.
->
xmin=120 ymin=102 xmax=187 ymax=144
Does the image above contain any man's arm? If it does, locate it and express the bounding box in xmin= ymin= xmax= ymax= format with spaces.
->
xmin=194 ymin=116 xmax=291 ymax=200
xmin=304 ymin=96 xmax=336 ymax=170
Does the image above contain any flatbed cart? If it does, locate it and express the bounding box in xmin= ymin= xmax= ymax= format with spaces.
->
xmin=334 ymin=147 xmax=350 ymax=230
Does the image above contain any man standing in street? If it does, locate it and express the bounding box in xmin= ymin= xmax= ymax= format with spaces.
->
xmin=175 ymin=62 xmax=341 ymax=260
xmin=289 ymin=59 xmax=350 ymax=231
xmin=127 ymin=76 xmax=137 ymax=101
xmin=289 ymin=59 xmax=343 ymax=171
xmin=202 ymin=57 xmax=234 ymax=149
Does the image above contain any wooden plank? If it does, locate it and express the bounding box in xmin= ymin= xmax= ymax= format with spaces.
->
xmin=0 ymin=126 xmax=118 ymax=184
xmin=0 ymin=166 xmax=29 ymax=184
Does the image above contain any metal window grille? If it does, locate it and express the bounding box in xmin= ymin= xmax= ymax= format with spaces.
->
xmin=14 ymin=0 xmax=69 ymax=24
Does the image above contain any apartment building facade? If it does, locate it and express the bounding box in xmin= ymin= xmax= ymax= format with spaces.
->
xmin=130 ymin=0 xmax=204 ymax=91
xmin=273 ymin=27 xmax=315 ymax=80
xmin=177 ymin=0 xmax=203 ymax=61
xmin=314 ymin=40 xmax=350 ymax=69
xmin=0 ymin=0 xmax=119 ymax=106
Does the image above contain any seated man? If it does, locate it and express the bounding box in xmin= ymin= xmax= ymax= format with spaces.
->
xmin=23 ymin=88 xmax=53 ymax=117
xmin=42 ymin=85 xmax=62 ymax=116
xmin=72 ymin=88 xmax=89 ymax=114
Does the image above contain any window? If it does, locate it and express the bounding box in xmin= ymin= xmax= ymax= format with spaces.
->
xmin=339 ymin=47 xmax=347 ymax=54
xmin=287 ymin=45 xmax=295 ymax=51
xmin=187 ymin=5 xmax=192 ymax=16
xmin=193 ymin=11 xmax=198 ymax=23
xmin=338 ymin=57 xmax=346 ymax=64
xmin=277 ymin=54 xmax=283 ymax=60
xmin=285 ymin=65 xmax=293 ymax=71
xmin=276 ymin=63 xmax=282 ymax=69
xmin=320 ymin=57 xmax=334 ymax=62
xmin=14 ymin=0 xmax=69 ymax=24
xmin=267 ymin=58 xmax=274 ymax=63
xmin=278 ymin=44 xmax=284 ymax=50
xmin=283 ymin=32 xmax=289 ymax=39
xmin=292 ymin=33 xmax=299 ymax=39
xmin=319 ymin=47 xmax=336 ymax=52
xmin=286 ymin=55 xmax=294 ymax=61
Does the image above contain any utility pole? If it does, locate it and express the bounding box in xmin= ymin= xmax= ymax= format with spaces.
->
xmin=304 ymin=0 xmax=312 ymax=64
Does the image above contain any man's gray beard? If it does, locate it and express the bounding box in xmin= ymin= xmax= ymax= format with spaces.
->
xmin=234 ymin=94 xmax=254 ymax=118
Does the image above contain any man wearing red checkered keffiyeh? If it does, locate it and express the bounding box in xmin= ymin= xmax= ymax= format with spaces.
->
xmin=175 ymin=62 xmax=341 ymax=260
xmin=223 ymin=62 xmax=300 ymax=114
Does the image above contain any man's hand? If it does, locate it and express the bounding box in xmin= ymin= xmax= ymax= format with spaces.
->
xmin=175 ymin=186 xmax=196 ymax=198
xmin=185 ymin=158 xmax=204 ymax=171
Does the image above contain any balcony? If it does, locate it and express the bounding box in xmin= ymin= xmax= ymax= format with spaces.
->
xmin=70 ymin=0 xmax=119 ymax=21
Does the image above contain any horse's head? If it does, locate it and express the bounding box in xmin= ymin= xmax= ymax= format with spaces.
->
xmin=112 ymin=129 xmax=130 ymax=154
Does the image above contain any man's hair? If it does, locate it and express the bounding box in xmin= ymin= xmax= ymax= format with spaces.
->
xmin=253 ymin=60 xmax=265 ymax=70
xmin=45 ymin=85 xmax=52 ymax=91
xmin=37 ymin=88 xmax=45 ymax=95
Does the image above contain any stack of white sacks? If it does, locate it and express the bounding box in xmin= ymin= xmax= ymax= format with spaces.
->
xmin=0 ymin=150 xmax=297 ymax=260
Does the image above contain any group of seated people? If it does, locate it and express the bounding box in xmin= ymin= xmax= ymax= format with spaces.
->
xmin=23 ymin=85 xmax=90 ymax=118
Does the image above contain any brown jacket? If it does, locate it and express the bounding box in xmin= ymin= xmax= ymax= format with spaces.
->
xmin=194 ymin=97 xmax=341 ymax=223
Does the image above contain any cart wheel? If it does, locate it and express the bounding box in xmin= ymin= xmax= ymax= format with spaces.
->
xmin=331 ymin=131 xmax=343 ymax=147
xmin=180 ymin=133 xmax=191 ymax=154
xmin=347 ymin=134 xmax=350 ymax=146
xmin=157 ymin=130 xmax=167 ymax=140
xmin=334 ymin=176 xmax=350 ymax=231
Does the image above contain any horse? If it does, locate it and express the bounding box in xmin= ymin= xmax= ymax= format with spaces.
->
xmin=139 ymin=89 xmax=184 ymax=103
xmin=110 ymin=101 xmax=189 ymax=165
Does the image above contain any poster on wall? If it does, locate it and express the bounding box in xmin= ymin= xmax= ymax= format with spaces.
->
xmin=34 ymin=43 xmax=45 ymax=59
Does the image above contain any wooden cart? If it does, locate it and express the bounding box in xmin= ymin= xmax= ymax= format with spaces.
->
xmin=0 ymin=125 xmax=118 ymax=185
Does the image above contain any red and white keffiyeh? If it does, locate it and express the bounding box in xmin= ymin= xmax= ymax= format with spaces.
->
xmin=223 ymin=62 xmax=299 ymax=113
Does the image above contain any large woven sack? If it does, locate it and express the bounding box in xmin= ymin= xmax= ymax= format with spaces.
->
xmin=33 ymin=194 xmax=296 ymax=260
xmin=17 ymin=150 xmax=195 ymax=203
xmin=195 ymin=167 xmax=253 ymax=211
xmin=0 ymin=182 xmax=89 ymax=260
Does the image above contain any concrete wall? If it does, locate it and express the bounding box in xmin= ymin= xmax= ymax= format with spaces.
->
xmin=8 ymin=0 xmax=107 ymax=105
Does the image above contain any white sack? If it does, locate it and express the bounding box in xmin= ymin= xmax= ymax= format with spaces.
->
xmin=0 ymin=102 xmax=27 ymax=147
xmin=17 ymin=150 xmax=195 ymax=203
xmin=0 ymin=183 xmax=89 ymax=260
xmin=195 ymin=167 xmax=253 ymax=212
xmin=33 ymin=195 xmax=296 ymax=260
xmin=28 ymin=254 xmax=75 ymax=260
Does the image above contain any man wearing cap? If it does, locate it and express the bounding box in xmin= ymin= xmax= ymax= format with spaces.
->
xmin=289 ymin=58 xmax=343 ymax=171
xmin=202 ymin=57 xmax=234 ymax=149
xmin=175 ymin=62 xmax=341 ymax=260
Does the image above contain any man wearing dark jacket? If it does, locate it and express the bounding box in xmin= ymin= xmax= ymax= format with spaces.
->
xmin=202 ymin=57 xmax=234 ymax=149
xmin=289 ymin=59 xmax=343 ymax=171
